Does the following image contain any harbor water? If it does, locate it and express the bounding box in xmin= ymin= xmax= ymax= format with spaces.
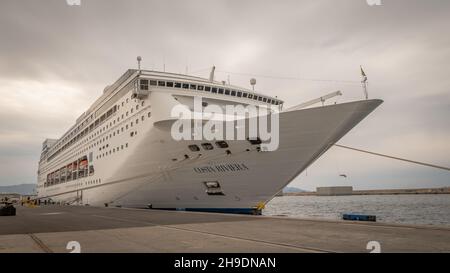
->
xmin=264 ymin=194 xmax=450 ymax=226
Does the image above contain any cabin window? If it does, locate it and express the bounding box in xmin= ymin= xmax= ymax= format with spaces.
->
xmin=139 ymin=79 xmax=149 ymax=90
xmin=66 ymin=169 xmax=72 ymax=181
xmin=237 ymin=91 xmax=242 ymax=97
xmin=149 ymin=80 xmax=157 ymax=86
xmin=182 ymin=83 xmax=189 ymax=89
xmin=158 ymin=81 xmax=165 ymax=87
xmin=215 ymin=141 xmax=229 ymax=148
xmin=248 ymin=94 xmax=253 ymax=99
xmin=188 ymin=144 xmax=200 ymax=152
xmin=258 ymin=97 xmax=263 ymax=101
xmin=197 ymin=85 xmax=204 ymax=91
xmin=263 ymin=97 xmax=267 ymax=102
xmin=231 ymin=90 xmax=236 ymax=96
xmin=201 ymin=143 xmax=214 ymax=150
xmin=190 ymin=84 xmax=196 ymax=90
xmin=211 ymin=87 xmax=217 ymax=93
xmin=205 ymin=86 xmax=211 ymax=92
xmin=224 ymin=89 xmax=230 ymax=95
xmin=174 ymin=82 xmax=181 ymax=88
xmin=166 ymin=81 xmax=174 ymax=87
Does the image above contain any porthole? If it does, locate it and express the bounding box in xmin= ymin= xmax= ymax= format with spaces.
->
xmin=215 ymin=141 xmax=229 ymax=148
xmin=188 ymin=144 xmax=200 ymax=152
xmin=201 ymin=143 xmax=214 ymax=150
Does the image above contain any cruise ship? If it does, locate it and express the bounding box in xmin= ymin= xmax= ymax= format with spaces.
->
xmin=37 ymin=67 xmax=382 ymax=214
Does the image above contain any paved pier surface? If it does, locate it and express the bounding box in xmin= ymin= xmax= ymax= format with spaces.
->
xmin=1 ymin=205 xmax=449 ymax=253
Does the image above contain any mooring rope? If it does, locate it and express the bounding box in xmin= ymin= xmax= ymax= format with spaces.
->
xmin=334 ymin=144 xmax=450 ymax=172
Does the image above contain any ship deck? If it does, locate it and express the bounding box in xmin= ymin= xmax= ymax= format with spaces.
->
xmin=1 ymin=205 xmax=449 ymax=253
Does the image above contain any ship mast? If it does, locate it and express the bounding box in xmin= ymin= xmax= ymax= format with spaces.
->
xmin=360 ymin=65 xmax=368 ymax=99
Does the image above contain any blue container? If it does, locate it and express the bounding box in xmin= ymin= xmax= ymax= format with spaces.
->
xmin=342 ymin=213 xmax=376 ymax=222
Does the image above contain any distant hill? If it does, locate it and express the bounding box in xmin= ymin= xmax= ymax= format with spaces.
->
xmin=0 ymin=184 xmax=36 ymax=195
xmin=283 ymin=186 xmax=308 ymax=193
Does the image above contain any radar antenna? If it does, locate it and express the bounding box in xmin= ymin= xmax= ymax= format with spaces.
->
xmin=137 ymin=56 xmax=142 ymax=70
xmin=250 ymin=78 xmax=256 ymax=91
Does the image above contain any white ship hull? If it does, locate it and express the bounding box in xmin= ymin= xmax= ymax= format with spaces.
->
xmin=38 ymin=75 xmax=381 ymax=214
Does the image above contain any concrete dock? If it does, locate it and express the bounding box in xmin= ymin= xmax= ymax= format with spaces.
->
xmin=0 ymin=205 xmax=449 ymax=253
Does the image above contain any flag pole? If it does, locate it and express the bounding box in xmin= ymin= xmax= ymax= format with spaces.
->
xmin=360 ymin=65 xmax=368 ymax=99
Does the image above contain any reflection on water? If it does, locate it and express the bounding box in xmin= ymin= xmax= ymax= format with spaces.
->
xmin=263 ymin=194 xmax=450 ymax=226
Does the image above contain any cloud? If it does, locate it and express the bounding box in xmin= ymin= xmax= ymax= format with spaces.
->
xmin=0 ymin=0 xmax=449 ymax=188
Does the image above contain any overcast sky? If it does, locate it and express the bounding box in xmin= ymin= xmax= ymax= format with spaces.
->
xmin=0 ymin=0 xmax=449 ymax=190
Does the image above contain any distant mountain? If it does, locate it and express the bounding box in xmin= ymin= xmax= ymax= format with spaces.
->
xmin=0 ymin=184 xmax=36 ymax=195
xmin=283 ymin=186 xmax=308 ymax=193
